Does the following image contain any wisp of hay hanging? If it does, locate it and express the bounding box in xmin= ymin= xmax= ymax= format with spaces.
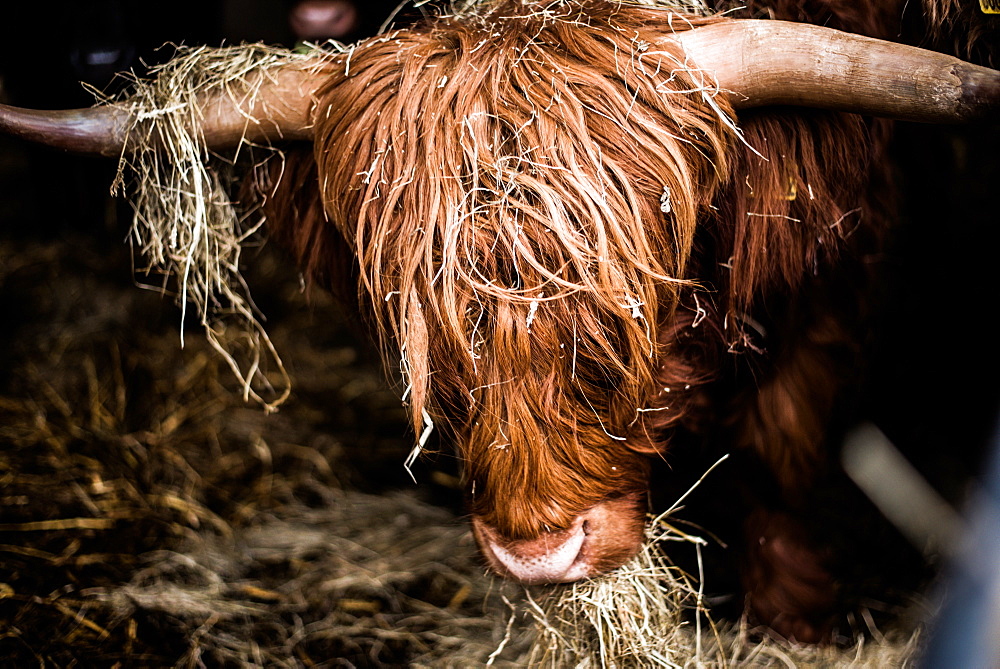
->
xmin=102 ymin=43 xmax=333 ymax=410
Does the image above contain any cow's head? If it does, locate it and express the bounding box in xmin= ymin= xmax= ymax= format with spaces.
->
xmin=306 ymin=2 xmax=730 ymax=582
xmin=2 ymin=0 xmax=996 ymax=583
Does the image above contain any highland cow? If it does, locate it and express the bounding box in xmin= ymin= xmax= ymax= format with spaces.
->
xmin=1 ymin=0 xmax=997 ymax=643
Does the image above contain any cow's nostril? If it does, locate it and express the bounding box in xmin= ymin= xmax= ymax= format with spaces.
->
xmin=482 ymin=523 xmax=588 ymax=584
xmin=582 ymin=519 xmax=592 ymax=535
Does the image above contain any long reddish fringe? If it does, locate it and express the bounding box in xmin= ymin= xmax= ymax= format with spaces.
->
xmin=258 ymin=0 xmax=978 ymax=538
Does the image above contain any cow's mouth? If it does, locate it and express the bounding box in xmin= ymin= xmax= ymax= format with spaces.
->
xmin=471 ymin=492 xmax=647 ymax=584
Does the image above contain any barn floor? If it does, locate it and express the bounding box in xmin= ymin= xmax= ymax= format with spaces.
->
xmin=1 ymin=100 xmax=998 ymax=667
xmin=0 ymin=222 xmax=928 ymax=668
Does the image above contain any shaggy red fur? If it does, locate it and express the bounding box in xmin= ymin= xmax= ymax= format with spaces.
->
xmin=259 ymin=0 xmax=990 ymax=642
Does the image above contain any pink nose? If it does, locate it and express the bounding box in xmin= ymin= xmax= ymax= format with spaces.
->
xmin=471 ymin=493 xmax=648 ymax=584
xmin=476 ymin=518 xmax=590 ymax=584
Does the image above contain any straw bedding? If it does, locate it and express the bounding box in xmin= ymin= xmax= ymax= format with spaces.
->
xmin=0 ymin=235 xmax=924 ymax=665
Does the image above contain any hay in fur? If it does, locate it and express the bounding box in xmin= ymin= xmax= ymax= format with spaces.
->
xmin=100 ymin=43 xmax=333 ymax=411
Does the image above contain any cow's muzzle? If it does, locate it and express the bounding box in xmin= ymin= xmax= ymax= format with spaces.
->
xmin=471 ymin=492 xmax=647 ymax=584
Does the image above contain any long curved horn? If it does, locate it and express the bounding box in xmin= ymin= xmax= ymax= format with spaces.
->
xmin=0 ymin=104 xmax=132 ymax=156
xmin=1 ymin=19 xmax=996 ymax=156
xmin=0 ymin=65 xmax=321 ymax=156
xmin=674 ymin=20 xmax=999 ymax=123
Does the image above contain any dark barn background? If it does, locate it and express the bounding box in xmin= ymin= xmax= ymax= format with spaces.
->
xmin=1 ymin=0 xmax=998 ymax=665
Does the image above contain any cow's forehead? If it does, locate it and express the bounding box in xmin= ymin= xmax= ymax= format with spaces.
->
xmin=310 ymin=0 xmax=733 ymax=457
